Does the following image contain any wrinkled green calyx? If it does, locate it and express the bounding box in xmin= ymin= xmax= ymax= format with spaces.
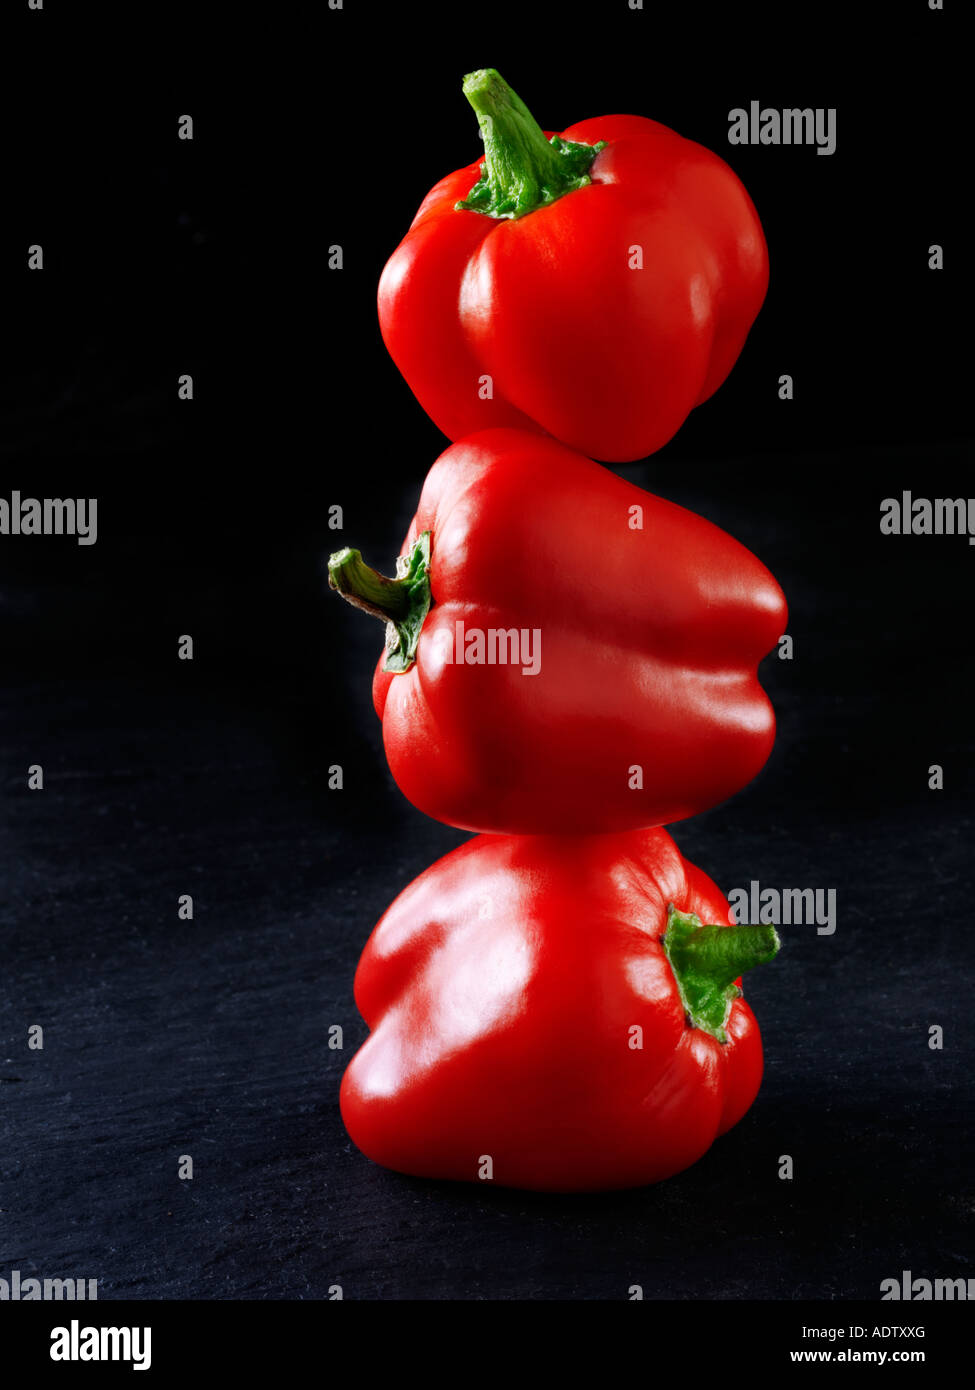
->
xmin=328 ymin=532 xmax=432 ymax=674
xmin=456 ymin=68 xmax=604 ymax=220
xmin=663 ymin=905 xmax=780 ymax=1043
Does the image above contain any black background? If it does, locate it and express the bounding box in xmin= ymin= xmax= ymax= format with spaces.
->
xmin=1 ymin=1 xmax=971 ymax=1303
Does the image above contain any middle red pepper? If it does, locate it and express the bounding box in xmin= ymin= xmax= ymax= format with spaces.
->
xmin=330 ymin=427 xmax=786 ymax=835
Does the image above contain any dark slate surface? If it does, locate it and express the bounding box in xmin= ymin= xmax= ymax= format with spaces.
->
xmin=1 ymin=1 xmax=970 ymax=1301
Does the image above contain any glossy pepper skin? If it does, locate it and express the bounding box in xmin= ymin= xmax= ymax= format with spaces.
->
xmin=378 ymin=69 xmax=769 ymax=464
xmin=328 ymin=428 xmax=786 ymax=836
xmin=341 ymin=827 xmax=779 ymax=1193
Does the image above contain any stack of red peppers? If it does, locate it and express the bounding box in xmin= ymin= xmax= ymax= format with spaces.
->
xmin=329 ymin=70 xmax=786 ymax=1192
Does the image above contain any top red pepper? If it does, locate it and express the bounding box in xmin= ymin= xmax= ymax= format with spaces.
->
xmin=379 ymin=69 xmax=769 ymax=464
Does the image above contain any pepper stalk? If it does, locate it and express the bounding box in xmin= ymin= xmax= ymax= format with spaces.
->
xmin=328 ymin=532 xmax=432 ymax=674
xmin=663 ymin=905 xmax=780 ymax=1042
xmin=456 ymin=68 xmax=605 ymax=220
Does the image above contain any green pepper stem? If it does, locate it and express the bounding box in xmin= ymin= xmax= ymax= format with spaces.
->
xmin=663 ymin=906 xmax=780 ymax=1043
xmin=675 ymin=922 xmax=780 ymax=986
xmin=328 ymin=547 xmax=410 ymax=623
xmin=328 ymin=533 xmax=433 ymax=675
xmin=456 ymin=69 xmax=604 ymax=220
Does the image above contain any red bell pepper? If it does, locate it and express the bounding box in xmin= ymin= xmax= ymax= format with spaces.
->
xmin=378 ymin=68 xmax=769 ymax=463
xmin=341 ymin=827 xmax=779 ymax=1192
xmin=328 ymin=428 xmax=786 ymax=835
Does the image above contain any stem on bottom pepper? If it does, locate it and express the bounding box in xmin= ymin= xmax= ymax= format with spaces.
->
xmin=456 ymin=68 xmax=604 ymax=220
xmin=328 ymin=531 xmax=432 ymax=674
xmin=663 ymin=905 xmax=780 ymax=1043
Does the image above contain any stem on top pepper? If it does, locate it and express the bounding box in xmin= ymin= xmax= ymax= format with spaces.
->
xmin=456 ymin=68 xmax=604 ymax=220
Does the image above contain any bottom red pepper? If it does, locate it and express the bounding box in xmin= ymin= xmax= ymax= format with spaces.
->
xmin=341 ymin=828 xmax=779 ymax=1192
